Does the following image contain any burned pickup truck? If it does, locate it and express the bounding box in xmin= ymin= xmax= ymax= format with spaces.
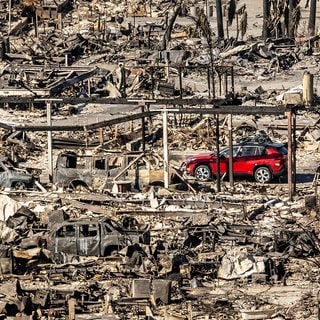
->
xmin=47 ymin=217 xmax=150 ymax=263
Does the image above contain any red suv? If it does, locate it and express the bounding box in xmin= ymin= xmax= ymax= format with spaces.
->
xmin=185 ymin=141 xmax=288 ymax=183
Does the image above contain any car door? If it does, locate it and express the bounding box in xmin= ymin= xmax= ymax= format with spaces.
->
xmin=251 ymin=146 xmax=270 ymax=172
xmin=218 ymin=155 xmax=228 ymax=174
xmin=100 ymin=219 xmax=128 ymax=255
xmin=54 ymin=224 xmax=78 ymax=256
xmin=219 ymin=146 xmax=240 ymax=173
xmin=77 ymin=223 xmax=100 ymax=256
xmin=233 ymin=146 xmax=258 ymax=174
xmin=91 ymin=157 xmax=109 ymax=190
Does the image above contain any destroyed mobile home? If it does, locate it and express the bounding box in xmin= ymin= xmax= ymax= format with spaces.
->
xmin=1 ymin=0 xmax=320 ymax=319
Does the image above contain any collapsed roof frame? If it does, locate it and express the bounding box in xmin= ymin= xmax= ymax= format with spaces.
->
xmin=0 ymin=63 xmax=234 ymax=99
xmin=0 ymin=45 xmax=303 ymax=199
xmin=0 ymin=96 xmax=300 ymax=200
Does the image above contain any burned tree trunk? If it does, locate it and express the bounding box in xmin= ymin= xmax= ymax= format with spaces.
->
xmin=161 ymin=4 xmax=181 ymax=51
xmin=308 ymin=0 xmax=316 ymax=35
xmin=216 ymin=0 xmax=224 ymax=39
xmin=262 ymin=0 xmax=270 ymax=40
xmin=289 ymin=0 xmax=294 ymax=37
xmin=288 ymin=0 xmax=301 ymax=38
xmin=266 ymin=0 xmax=300 ymax=39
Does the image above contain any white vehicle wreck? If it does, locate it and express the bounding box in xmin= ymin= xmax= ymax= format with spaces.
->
xmin=53 ymin=151 xmax=172 ymax=191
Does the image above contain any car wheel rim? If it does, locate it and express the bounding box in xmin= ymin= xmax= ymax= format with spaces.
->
xmin=256 ymin=169 xmax=270 ymax=183
xmin=15 ymin=182 xmax=25 ymax=190
xmin=196 ymin=167 xmax=210 ymax=181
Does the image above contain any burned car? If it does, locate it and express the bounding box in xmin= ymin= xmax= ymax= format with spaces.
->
xmin=46 ymin=217 xmax=150 ymax=263
xmin=53 ymin=151 xmax=170 ymax=191
xmin=0 ymin=156 xmax=34 ymax=189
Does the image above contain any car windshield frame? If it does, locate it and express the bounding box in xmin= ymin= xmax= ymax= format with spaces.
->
xmin=219 ymin=146 xmax=241 ymax=157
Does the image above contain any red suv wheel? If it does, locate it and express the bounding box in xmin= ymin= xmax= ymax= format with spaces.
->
xmin=254 ymin=166 xmax=271 ymax=183
xmin=195 ymin=165 xmax=211 ymax=181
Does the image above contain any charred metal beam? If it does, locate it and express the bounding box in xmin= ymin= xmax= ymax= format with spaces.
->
xmin=0 ymin=105 xmax=297 ymax=132
xmin=0 ymin=95 xmax=296 ymax=110
xmin=163 ymin=105 xmax=293 ymax=115
xmin=48 ymin=68 xmax=99 ymax=94
xmin=0 ymin=93 xmax=300 ymax=116
xmin=0 ymin=111 xmax=160 ymax=132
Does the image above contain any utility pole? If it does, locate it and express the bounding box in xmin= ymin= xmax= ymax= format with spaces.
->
xmin=216 ymin=0 xmax=224 ymax=39
xmin=139 ymin=101 xmax=146 ymax=151
xmin=228 ymin=114 xmax=234 ymax=188
xmin=287 ymin=110 xmax=293 ymax=201
xmin=163 ymin=108 xmax=169 ymax=189
xmin=292 ymin=111 xmax=296 ymax=194
xmin=47 ymin=101 xmax=53 ymax=183
xmin=215 ymin=114 xmax=221 ymax=192
xmin=35 ymin=9 xmax=38 ymax=38
xmin=308 ymin=0 xmax=317 ymax=35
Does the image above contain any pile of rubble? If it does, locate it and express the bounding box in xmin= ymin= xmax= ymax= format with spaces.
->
xmin=0 ymin=0 xmax=316 ymax=102
xmin=0 ymin=179 xmax=320 ymax=319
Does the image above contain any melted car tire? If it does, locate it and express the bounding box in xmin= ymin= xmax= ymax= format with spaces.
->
xmin=14 ymin=181 xmax=26 ymax=190
xmin=69 ymin=181 xmax=89 ymax=192
xmin=195 ymin=165 xmax=212 ymax=181
xmin=55 ymin=252 xmax=65 ymax=264
xmin=254 ymin=166 xmax=271 ymax=183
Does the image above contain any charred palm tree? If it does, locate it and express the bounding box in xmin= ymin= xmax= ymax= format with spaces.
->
xmin=267 ymin=0 xmax=301 ymax=38
xmin=161 ymin=3 xmax=181 ymax=50
xmin=227 ymin=0 xmax=236 ymax=26
xmin=308 ymin=0 xmax=316 ymax=35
